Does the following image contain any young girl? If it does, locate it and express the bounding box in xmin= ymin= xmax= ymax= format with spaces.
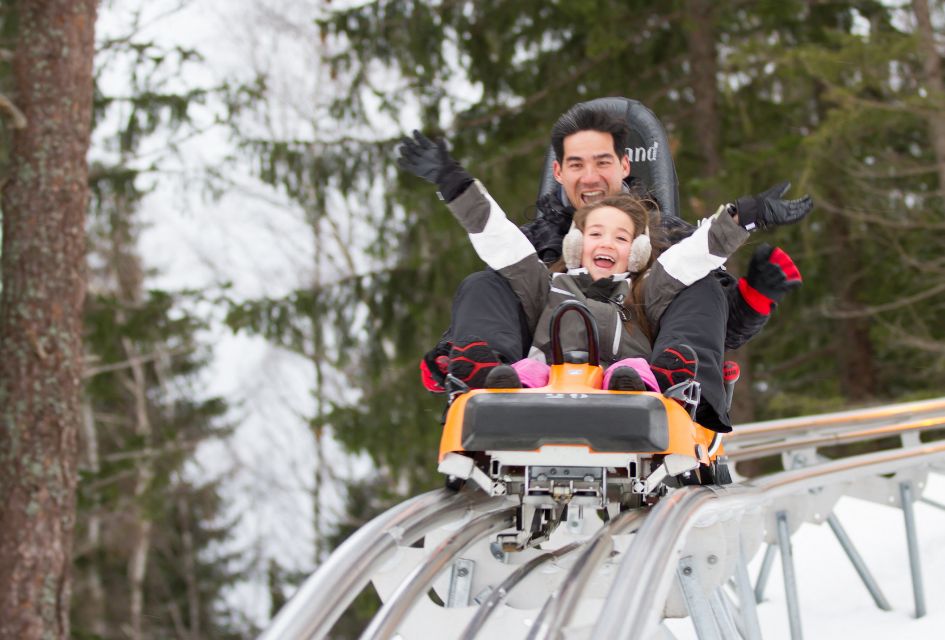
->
xmin=442 ymin=181 xmax=749 ymax=390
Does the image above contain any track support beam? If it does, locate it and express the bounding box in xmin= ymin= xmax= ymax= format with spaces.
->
xmin=733 ymin=543 xmax=763 ymax=640
xmin=900 ymin=482 xmax=926 ymax=618
xmin=753 ymin=543 xmax=776 ymax=604
xmin=776 ymin=511 xmax=803 ymax=640
xmin=677 ymin=555 xmax=722 ymax=640
xmin=826 ymin=513 xmax=890 ymax=611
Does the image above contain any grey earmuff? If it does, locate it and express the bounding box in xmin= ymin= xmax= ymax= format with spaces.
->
xmin=628 ymin=228 xmax=652 ymax=273
xmin=562 ymin=222 xmax=652 ymax=273
xmin=562 ymin=222 xmax=583 ymax=270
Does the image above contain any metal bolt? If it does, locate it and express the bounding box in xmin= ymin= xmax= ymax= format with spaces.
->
xmin=707 ymin=555 xmax=718 ymax=565
xmin=683 ymin=566 xmax=692 ymax=576
xmin=457 ymin=568 xmax=469 ymax=577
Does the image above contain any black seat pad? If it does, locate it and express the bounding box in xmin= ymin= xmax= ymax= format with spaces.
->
xmin=461 ymin=392 xmax=670 ymax=453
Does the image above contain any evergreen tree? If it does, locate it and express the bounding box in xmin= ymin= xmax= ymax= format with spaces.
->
xmin=321 ymin=0 xmax=945 ymax=413
xmin=713 ymin=1 xmax=945 ymax=415
xmin=71 ymin=26 xmax=248 ymax=640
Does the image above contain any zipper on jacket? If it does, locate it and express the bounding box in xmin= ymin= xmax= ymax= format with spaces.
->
xmin=612 ymin=308 xmax=621 ymax=357
xmin=606 ymin=294 xmax=630 ymax=322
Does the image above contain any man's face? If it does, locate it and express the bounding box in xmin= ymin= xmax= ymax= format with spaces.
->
xmin=553 ymin=130 xmax=630 ymax=207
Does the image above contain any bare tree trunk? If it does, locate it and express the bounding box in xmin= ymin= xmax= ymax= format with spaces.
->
xmin=683 ymin=0 xmax=758 ymax=422
xmin=311 ymin=212 xmax=325 ymax=563
xmin=80 ymin=402 xmax=107 ymax=637
xmin=0 ymin=2 xmax=97 ymax=639
xmin=812 ymin=73 xmax=878 ymax=401
xmin=126 ymin=519 xmax=152 ymax=640
xmin=177 ymin=495 xmax=200 ymax=640
xmin=912 ymin=0 xmax=945 ymax=190
xmin=684 ymin=0 xmax=723 ymax=178
xmin=826 ymin=198 xmax=877 ymax=401
xmin=122 ymin=337 xmax=154 ymax=640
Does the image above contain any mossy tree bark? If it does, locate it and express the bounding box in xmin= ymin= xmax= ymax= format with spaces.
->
xmin=0 ymin=1 xmax=97 ymax=638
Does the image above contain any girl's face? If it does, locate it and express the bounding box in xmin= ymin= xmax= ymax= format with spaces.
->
xmin=581 ymin=205 xmax=635 ymax=280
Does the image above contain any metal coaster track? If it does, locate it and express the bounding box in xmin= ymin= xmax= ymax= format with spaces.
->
xmin=261 ymin=396 xmax=945 ymax=640
xmin=261 ymin=489 xmax=503 ymax=639
xmin=594 ymin=439 xmax=945 ymax=640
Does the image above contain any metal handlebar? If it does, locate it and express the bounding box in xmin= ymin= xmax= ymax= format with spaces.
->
xmin=549 ymin=300 xmax=600 ymax=367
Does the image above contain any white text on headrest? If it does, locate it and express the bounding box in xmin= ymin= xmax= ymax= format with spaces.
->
xmin=625 ymin=141 xmax=659 ymax=163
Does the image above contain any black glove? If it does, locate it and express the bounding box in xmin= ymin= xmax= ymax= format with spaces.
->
xmin=519 ymin=192 xmax=575 ymax=262
xmin=396 ymin=130 xmax=474 ymax=202
xmin=734 ymin=182 xmax=813 ymax=231
xmin=740 ymin=243 xmax=802 ymax=313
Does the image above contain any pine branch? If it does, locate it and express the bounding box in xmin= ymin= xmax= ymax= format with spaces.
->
xmin=757 ymin=345 xmax=838 ymax=377
xmin=815 ymin=196 xmax=945 ymax=231
xmin=84 ymin=346 xmax=194 ymax=378
xmin=890 ymin=330 xmax=945 ymax=355
xmin=850 ymin=162 xmax=945 ymax=180
xmin=820 ymin=280 xmax=945 ymax=318
xmin=456 ymin=48 xmax=621 ymax=130
xmin=99 ymin=438 xmax=201 ymax=464
xmin=0 ymin=92 xmax=27 ymax=129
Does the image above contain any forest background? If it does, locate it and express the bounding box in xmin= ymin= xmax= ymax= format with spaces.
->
xmin=1 ymin=0 xmax=944 ymax=638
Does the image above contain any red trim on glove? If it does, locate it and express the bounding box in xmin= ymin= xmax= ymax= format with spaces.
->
xmin=769 ymin=247 xmax=802 ymax=283
xmin=419 ymin=359 xmax=445 ymax=393
xmin=738 ymin=277 xmax=774 ymax=315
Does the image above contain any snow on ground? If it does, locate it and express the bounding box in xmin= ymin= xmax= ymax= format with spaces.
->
xmin=666 ymin=470 xmax=945 ymax=639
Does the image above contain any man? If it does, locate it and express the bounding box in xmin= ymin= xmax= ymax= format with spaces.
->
xmin=407 ymin=103 xmax=811 ymax=432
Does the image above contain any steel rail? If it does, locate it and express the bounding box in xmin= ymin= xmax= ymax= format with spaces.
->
xmin=593 ymin=440 xmax=945 ymax=640
xmin=359 ymin=500 xmax=517 ymax=640
xmin=752 ymin=442 xmax=945 ymax=497
xmin=458 ymin=542 xmax=583 ymax=640
xmin=593 ymin=486 xmax=723 ymax=640
xmin=725 ymin=414 xmax=945 ymax=462
xmin=260 ymin=488 xmax=499 ymax=640
xmin=725 ymin=396 xmax=945 ymax=445
xmin=526 ymin=508 xmax=648 ymax=640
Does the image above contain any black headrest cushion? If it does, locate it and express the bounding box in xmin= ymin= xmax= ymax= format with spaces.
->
xmin=537 ymin=97 xmax=681 ymax=221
